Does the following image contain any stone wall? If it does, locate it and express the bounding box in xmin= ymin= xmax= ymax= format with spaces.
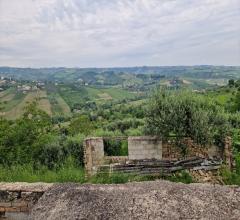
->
xmin=162 ymin=138 xmax=223 ymax=160
xmin=0 ymin=183 xmax=52 ymax=218
xmin=128 ymin=136 xmax=162 ymax=160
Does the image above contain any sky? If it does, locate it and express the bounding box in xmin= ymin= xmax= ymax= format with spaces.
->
xmin=0 ymin=0 xmax=239 ymax=67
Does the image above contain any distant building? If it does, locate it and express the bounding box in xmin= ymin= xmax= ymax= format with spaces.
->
xmin=17 ymin=85 xmax=32 ymax=92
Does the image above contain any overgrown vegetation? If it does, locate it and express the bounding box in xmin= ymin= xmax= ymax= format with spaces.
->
xmin=1 ymin=76 xmax=240 ymax=184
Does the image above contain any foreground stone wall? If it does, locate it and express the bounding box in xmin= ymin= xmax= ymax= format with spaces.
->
xmin=0 ymin=183 xmax=52 ymax=218
xmin=30 ymin=181 xmax=240 ymax=220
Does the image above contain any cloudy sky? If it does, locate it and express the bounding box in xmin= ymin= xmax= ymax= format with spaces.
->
xmin=0 ymin=0 xmax=239 ymax=67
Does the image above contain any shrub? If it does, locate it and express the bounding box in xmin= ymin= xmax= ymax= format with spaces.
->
xmin=65 ymin=134 xmax=85 ymax=166
xmin=68 ymin=115 xmax=94 ymax=136
xmin=32 ymin=135 xmax=67 ymax=169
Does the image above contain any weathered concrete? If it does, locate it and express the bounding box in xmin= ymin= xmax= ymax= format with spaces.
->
xmin=84 ymin=137 xmax=104 ymax=176
xmin=128 ymin=136 xmax=162 ymax=160
xmin=30 ymin=180 xmax=240 ymax=220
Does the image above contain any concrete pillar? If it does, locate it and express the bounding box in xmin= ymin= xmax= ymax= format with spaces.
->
xmin=84 ymin=137 xmax=104 ymax=176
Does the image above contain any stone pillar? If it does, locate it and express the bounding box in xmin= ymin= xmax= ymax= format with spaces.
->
xmin=224 ymin=136 xmax=233 ymax=170
xmin=128 ymin=136 xmax=162 ymax=160
xmin=84 ymin=137 xmax=104 ymax=176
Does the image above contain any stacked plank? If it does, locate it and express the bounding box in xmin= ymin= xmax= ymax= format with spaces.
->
xmin=98 ymin=157 xmax=222 ymax=175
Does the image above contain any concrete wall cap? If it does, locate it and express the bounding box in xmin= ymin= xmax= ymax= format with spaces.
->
xmin=128 ymin=136 xmax=161 ymax=140
xmin=84 ymin=137 xmax=103 ymax=141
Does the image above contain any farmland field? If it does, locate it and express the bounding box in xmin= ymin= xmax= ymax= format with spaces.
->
xmin=0 ymin=83 xmax=143 ymax=119
xmin=2 ymin=90 xmax=52 ymax=119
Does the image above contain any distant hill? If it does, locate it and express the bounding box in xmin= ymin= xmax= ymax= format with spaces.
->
xmin=0 ymin=66 xmax=239 ymax=84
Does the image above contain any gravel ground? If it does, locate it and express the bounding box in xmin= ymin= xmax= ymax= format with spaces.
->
xmin=30 ymin=180 xmax=240 ymax=220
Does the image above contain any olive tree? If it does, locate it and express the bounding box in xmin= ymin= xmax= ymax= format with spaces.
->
xmin=144 ymin=88 xmax=230 ymax=146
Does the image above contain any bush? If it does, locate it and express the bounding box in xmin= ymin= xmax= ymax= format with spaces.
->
xmin=33 ymin=135 xmax=67 ymax=169
xmin=65 ymin=134 xmax=85 ymax=166
xmin=68 ymin=115 xmax=94 ymax=135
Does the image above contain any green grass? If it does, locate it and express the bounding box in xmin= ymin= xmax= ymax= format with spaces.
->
xmin=0 ymin=164 xmax=195 ymax=184
xmin=0 ymin=164 xmax=85 ymax=183
xmin=165 ymin=171 xmax=194 ymax=184
xmin=0 ymin=165 xmax=156 ymax=184
xmin=89 ymin=172 xmax=158 ymax=184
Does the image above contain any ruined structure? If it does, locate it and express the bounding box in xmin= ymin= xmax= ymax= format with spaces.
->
xmin=84 ymin=136 xmax=231 ymax=176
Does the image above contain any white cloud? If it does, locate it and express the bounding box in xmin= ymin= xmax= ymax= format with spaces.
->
xmin=0 ymin=0 xmax=239 ymax=67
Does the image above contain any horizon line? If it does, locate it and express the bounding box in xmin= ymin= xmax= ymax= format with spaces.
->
xmin=0 ymin=64 xmax=240 ymax=69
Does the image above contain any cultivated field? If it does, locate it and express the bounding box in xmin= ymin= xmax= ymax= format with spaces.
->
xmin=0 ymin=84 xmax=140 ymax=119
xmin=1 ymin=90 xmax=52 ymax=119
